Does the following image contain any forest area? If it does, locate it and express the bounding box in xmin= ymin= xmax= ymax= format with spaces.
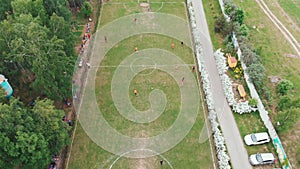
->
xmin=0 ymin=0 xmax=91 ymax=168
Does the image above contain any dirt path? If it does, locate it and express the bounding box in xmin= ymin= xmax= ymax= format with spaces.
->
xmin=255 ymin=0 xmax=300 ymax=57
xmin=267 ymin=0 xmax=300 ymax=34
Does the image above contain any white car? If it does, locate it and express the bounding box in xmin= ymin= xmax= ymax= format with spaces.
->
xmin=249 ymin=153 xmax=275 ymax=165
xmin=244 ymin=132 xmax=270 ymax=146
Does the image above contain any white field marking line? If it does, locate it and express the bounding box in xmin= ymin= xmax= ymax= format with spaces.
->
xmin=256 ymin=0 xmax=300 ymax=56
xmin=65 ymin=3 xmax=105 ymax=169
xmin=105 ymin=2 xmax=181 ymax=4
xmin=155 ymin=2 xmax=164 ymax=12
xmin=108 ymin=149 xmax=174 ymax=169
xmin=182 ymin=1 xmax=216 ymax=168
xmin=90 ymin=64 xmax=195 ymax=68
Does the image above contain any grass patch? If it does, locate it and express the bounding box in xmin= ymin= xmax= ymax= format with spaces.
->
xmin=68 ymin=1 xmax=214 ymax=169
xmin=261 ymin=0 xmax=300 ymax=43
xmin=233 ymin=0 xmax=300 ymax=167
xmin=100 ymin=2 xmax=186 ymax=27
xmin=277 ymin=0 xmax=300 ymax=27
xmin=202 ymin=0 xmax=224 ymax=50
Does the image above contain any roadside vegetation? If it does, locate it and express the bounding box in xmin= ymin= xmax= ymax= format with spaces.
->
xmin=203 ymin=0 xmax=300 ymax=167
xmin=0 ymin=0 xmax=96 ymax=168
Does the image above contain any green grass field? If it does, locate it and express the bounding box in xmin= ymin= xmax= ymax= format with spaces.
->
xmin=202 ymin=0 xmax=300 ymax=168
xmin=67 ymin=1 xmax=214 ymax=169
xmin=277 ymin=0 xmax=300 ymax=27
xmin=232 ymin=0 xmax=300 ymax=167
xmin=262 ymin=0 xmax=300 ymax=43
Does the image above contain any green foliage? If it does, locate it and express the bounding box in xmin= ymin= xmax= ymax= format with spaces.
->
xmin=81 ymin=1 xmax=92 ymax=18
xmin=42 ymin=0 xmax=71 ymax=21
xmin=277 ymin=96 xmax=300 ymax=111
xmin=0 ymin=98 xmax=69 ymax=168
xmin=241 ymin=46 xmax=260 ymax=66
xmin=276 ymin=107 xmax=300 ymax=134
xmin=277 ymin=79 xmax=294 ymax=95
xmin=224 ymin=3 xmax=234 ymax=16
xmin=68 ymin=0 xmax=85 ymax=8
xmin=0 ymin=0 xmax=13 ymax=21
xmin=238 ymin=24 xmax=248 ymax=37
xmin=214 ymin=15 xmax=232 ymax=37
xmin=225 ymin=41 xmax=235 ymax=53
xmin=277 ymin=95 xmax=291 ymax=111
xmin=246 ymin=63 xmax=265 ymax=87
xmin=232 ymin=8 xmax=245 ymax=25
xmin=0 ymin=0 xmax=76 ymax=100
xmin=249 ymin=98 xmax=258 ymax=107
xmin=0 ymin=88 xmax=8 ymax=103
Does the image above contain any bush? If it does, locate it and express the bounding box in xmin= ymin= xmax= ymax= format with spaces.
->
xmin=277 ymin=95 xmax=291 ymax=111
xmin=81 ymin=1 xmax=92 ymax=18
xmin=249 ymin=98 xmax=258 ymax=107
xmin=238 ymin=24 xmax=248 ymax=37
xmin=214 ymin=15 xmax=232 ymax=37
xmin=246 ymin=63 xmax=265 ymax=87
xmin=276 ymin=108 xmax=300 ymax=133
xmin=277 ymin=79 xmax=294 ymax=95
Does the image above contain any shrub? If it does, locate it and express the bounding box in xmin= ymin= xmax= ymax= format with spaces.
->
xmin=246 ymin=63 xmax=265 ymax=87
xmin=249 ymin=98 xmax=258 ymax=107
xmin=277 ymin=95 xmax=291 ymax=111
xmin=277 ymin=79 xmax=293 ymax=95
xmin=214 ymin=15 xmax=232 ymax=37
xmin=81 ymin=1 xmax=92 ymax=18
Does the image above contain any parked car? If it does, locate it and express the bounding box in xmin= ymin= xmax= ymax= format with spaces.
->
xmin=244 ymin=132 xmax=270 ymax=146
xmin=249 ymin=153 xmax=275 ymax=165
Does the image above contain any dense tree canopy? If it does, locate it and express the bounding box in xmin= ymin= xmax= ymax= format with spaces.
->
xmin=0 ymin=0 xmax=13 ymax=21
xmin=0 ymin=98 xmax=69 ymax=168
xmin=0 ymin=0 xmax=75 ymax=100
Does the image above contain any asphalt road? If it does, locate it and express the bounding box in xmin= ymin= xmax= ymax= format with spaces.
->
xmin=191 ymin=0 xmax=252 ymax=168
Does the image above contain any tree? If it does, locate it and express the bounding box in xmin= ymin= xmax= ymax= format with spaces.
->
xmin=0 ymin=99 xmax=50 ymax=168
xmin=0 ymin=98 xmax=70 ymax=168
xmin=32 ymin=99 xmax=70 ymax=154
xmin=231 ymin=8 xmax=245 ymax=25
xmin=224 ymin=3 xmax=235 ymax=16
xmin=68 ymin=0 xmax=85 ymax=8
xmin=237 ymin=24 xmax=248 ymax=37
xmin=277 ymin=95 xmax=291 ymax=111
xmin=0 ymin=12 xmax=75 ymax=100
xmin=246 ymin=63 xmax=265 ymax=87
xmin=81 ymin=1 xmax=92 ymax=18
xmin=277 ymin=79 xmax=294 ymax=95
xmin=0 ymin=0 xmax=13 ymax=21
xmin=42 ymin=0 xmax=71 ymax=21
xmin=214 ymin=15 xmax=232 ymax=37
xmin=0 ymin=88 xmax=7 ymax=103
xmin=276 ymin=108 xmax=300 ymax=133
xmin=241 ymin=47 xmax=260 ymax=66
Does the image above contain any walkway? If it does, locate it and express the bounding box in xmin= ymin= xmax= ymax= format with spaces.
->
xmin=190 ymin=0 xmax=252 ymax=168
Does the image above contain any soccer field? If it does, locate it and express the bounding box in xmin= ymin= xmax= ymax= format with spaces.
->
xmin=67 ymin=1 xmax=214 ymax=168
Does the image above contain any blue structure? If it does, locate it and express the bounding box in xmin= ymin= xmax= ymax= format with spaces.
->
xmin=0 ymin=74 xmax=13 ymax=98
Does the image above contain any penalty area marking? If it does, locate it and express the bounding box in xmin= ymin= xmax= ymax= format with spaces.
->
xmin=108 ymin=149 xmax=174 ymax=169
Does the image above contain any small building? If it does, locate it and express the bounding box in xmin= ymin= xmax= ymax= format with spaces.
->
xmin=226 ymin=53 xmax=237 ymax=68
xmin=0 ymin=74 xmax=13 ymax=98
xmin=237 ymin=84 xmax=246 ymax=98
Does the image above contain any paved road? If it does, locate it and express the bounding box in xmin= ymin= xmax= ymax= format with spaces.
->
xmin=191 ymin=0 xmax=252 ymax=168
